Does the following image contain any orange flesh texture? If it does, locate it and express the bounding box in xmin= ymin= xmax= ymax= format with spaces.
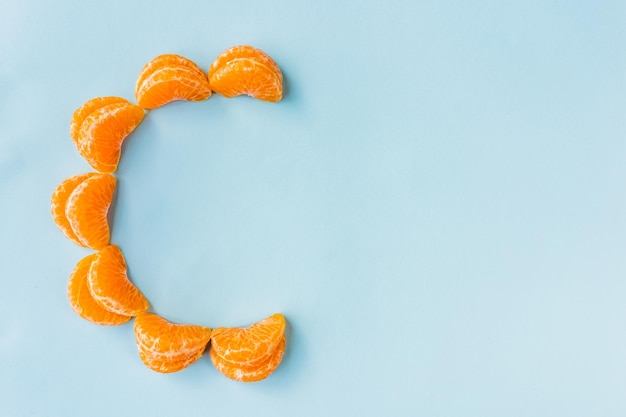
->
xmin=135 ymin=54 xmax=208 ymax=94
xmin=137 ymin=344 xmax=202 ymax=364
xmin=67 ymin=254 xmax=131 ymax=326
xmin=51 ymin=172 xmax=98 ymax=247
xmin=208 ymin=45 xmax=282 ymax=82
xmin=87 ymin=245 xmax=150 ymax=316
xmin=208 ymin=58 xmax=282 ymax=102
xmin=210 ymin=336 xmax=286 ymax=382
xmin=137 ymin=348 xmax=204 ymax=373
xmin=134 ymin=313 xmax=212 ymax=355
xmin=70 ymin=96 xmax=130 ymax=146
xmin=65 ymin=173 xmax=115 ymax=250
xmin=135 ymin=66 xmax=212 ymax=109
xmin=210 ymin=313 xmax=286 ymax=367
xmin=77 ymin=102 xmax=145 ymax=172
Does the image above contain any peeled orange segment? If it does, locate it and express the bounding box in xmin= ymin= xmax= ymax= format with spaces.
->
xmin=76 ymin=102 xmax=145 ymax=172
xmin=136 ymin=335 xmax=208 ymax=374
xmin=135 ymin=54 xmax=208 ymax=93
xmin=67 ymin=254 xmax=131 ymax=326
xmin=210 ymin=313 xmax=286 ymax=367
xmin=51 ymin=172 xmax=98 ymax=247
xmin=210 ymin=336 xmax=285 ymax=382
xmin=70 ymin=96 xmax=131 ymax=146
xmin=134 ymin=313 xmax=212 ymax=373
xmin=135 ymin=66 xmax=212 ymax=110
xmin=208 ymin=58 xmax=283 ymax=102
xmin=65 ymin=173 xmax=116 ymax=250
xmin=87 ymin=245 xmax=150 ymax=316
xmin=209 ymin=45 xmax=282 ymax=83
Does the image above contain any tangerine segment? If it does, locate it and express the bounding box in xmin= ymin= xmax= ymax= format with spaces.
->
xmin=209 ymin=58 xmax=282 ymax=102
xmin=210 ymin=313 xmax=286 ymax=367
xmin=67 ymin=254 xmax=131 ymax=326
xmin=88 ymin=245 xmax=150 ymax=316
xmin=70 ymin=96 xmax=131 ymax=146
xmin=65 ymin=173 xmax=116 ymax=250
xmin=77 ymin=102 xmax=145 ymax=172
xmin=135 ymin=66 xmax=212 ymax=109
xmin=209 ymin=45 xmax=282 ymax=83
xmin=211 ymin=336 xmax=286 ymax=382
xmin=134 ymin=313 xmax=212 ymax=356
xmin=135 ymin=54 xmax=207 ymax=94
xmin=51 ymin=172 xmax=98 ymax=247
xmin=134 ymin=313 xmax=212 ymax=373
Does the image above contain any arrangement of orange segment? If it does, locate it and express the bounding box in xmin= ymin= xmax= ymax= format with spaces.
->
xmin=51 ymin=45 xmax=287 ymax=382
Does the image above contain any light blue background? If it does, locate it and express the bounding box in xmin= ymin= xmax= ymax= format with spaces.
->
xmin=1 ymin=0 xmax=625 ymax=415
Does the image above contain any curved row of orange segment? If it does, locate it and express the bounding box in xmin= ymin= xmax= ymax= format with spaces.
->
xmin=52 ymin=46 xmax=286 ymax=382
xmin=68 ymin=46 xmax=283 ymax=175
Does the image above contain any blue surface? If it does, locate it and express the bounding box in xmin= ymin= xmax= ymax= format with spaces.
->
xmin=1 ymin=0 xmax=626 ymax=415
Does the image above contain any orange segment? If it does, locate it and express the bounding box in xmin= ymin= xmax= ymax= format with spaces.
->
xmin=208 ymin=45 xmax=283 ymax=102
xmin=134 ymin=313 xmax=212 ymax=373
xmin=70 ymin=96 xmax=130 ymax=146
xmin=65 ymin=173 xmax=115 ymax=250
xmin=77 ymin=102 xmax=145 ymax=172
xmin=51 ymin=172 xmax=98 ymax=247
xmin=87 ymin=245 xmax=150 ymax=316
xmin=135 ymin=66 xmax=212 ymax=109
xmin=135 ymin=54 xmax=207 ymax=93
xmin=210 ymin=336 xmax=285 ymax=382
xmin=209 ymin=58 xmax=282 ymax=102
xmin=67 ymin=254 xmax=131 ymax=326
xmin=209 ymin=45 xmax=282 ymax=82
xmin=210 ymin=313 xmax=286 ymax=367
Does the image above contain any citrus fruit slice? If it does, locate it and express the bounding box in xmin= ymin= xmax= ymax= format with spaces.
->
xmin=65 ymin=173 xmax=116 ymax=249
xmin=208 ymin=46 xmax=283 ymax=102
xmin=210 ymin=335 xmax=285 ymax=382
xmin=51 ymin=172 xmax=98 ymax=247
xmin=135 ymin=54 xmax=212 ymax=109
xmin=210 ymin=313 xmax=286 ymax=367
xmin=135 ymin=66 xmax=212 ymax=109
xmin=76 ymin=101 xmax=145 ymax=172
xmin=70 ymin=96 xmax=131 ymax=146
xmin=67 ymin=254 xmax=131 ymax=326
xmin=135 ymin=54 xmax=207 ymax=93
xmin=208 ymin=45 xmax=282 ymax=82
xmin=87 ymin=245 xmax=150 ymax=316
xmin=134 ymin=313 xmax=212 ymax=373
